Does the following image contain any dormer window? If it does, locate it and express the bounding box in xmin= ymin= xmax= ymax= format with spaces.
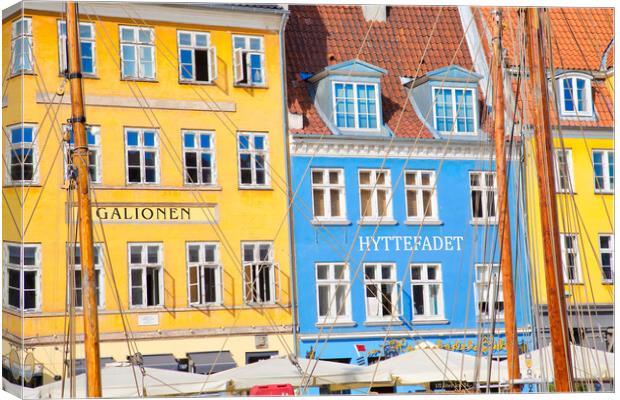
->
xmin=558 ymin=74 xmax=593 ymax=117
xmin=333 ymin=82 xmax=379 ymax=130
xmin=432 ymin=87 xmax=476 ymax=134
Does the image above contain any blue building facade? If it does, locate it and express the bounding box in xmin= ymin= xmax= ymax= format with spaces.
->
xmin=285 ymin=5 xmax=533 ymax=377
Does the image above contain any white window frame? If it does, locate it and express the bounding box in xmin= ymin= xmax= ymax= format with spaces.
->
xmin=410 ymin=263 xmax=444 ymax=321
xmin=358 ymin=169 xmax=393 ymax=222
xmin=558 ymin=73 xmax=593 ymax=118
xmin=310 ymin=168 xmax=347 ymax=222
xmin=128 ymin=243 xmax=164 ymax=308
xmin=404 ymin=170 xmax=439 ymax=222
xmin=560 ymin=234 xmax=582 ymax=284
xmin=119 ymin=25 xmax=155 ymax=80
xmin=186 ymin=242 xmax=223 ymax=306
xmin=237 ymin=132 xmax=270 ymax=188
xmin=363 ymin=263 xmax=401 ymax=322
xmin=63 ymin=124 xmax=102 ymax=184
xmin=67 ymin=243 xmax=105 ymax=309
xmin=125 ymin=128 xmax=160 ymax=185
xmin=11 ymin=17 xmax=33 ymax=75
xmin=2 ymin=242 xmax=41 ymax=312
xmin=58 ymin=20 xmax=96 ymax=76
xmin=331 ymin=81 xmax=381 ymax=132
xmin=469 ymin=171 xmax=497 ymax=224
xmin=554 ymin=148 xmax=574 ymax=193
xmin=232 ymin=34 xmax=266 ymax=86
xmin=474 ymin=264 xmax=504 ymax=321
xmin=177 ymin=30 xmax=217 ymax=83
xmin=242 ymin=241 xmax=277 ymax=305
xmin=592 ymin=150 xmax=614 ymax=193
xmin=599 ymin=234 xmax=614 ymax=284
xmin=315 ymin=263 xmax=352 ymax=323
xmin=432 ymin=87 xmax=478 ymax=135
xmin=5 ymin=123 xmax=38 ymax=185
xmin=182 ymin=130 xmax=216 ymax=186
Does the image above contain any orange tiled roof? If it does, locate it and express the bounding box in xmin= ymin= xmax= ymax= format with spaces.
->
xmin=285 ymin=5 xmax=475 ymax=138
xmin=473 ymin=7 xmax=614 ymax=129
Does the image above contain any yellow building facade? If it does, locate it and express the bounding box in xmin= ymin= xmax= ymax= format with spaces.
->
xmin=2 ymin=2 xmax=294 ymax=383
xmin=524 ymin=107 xmax=614 ymax=351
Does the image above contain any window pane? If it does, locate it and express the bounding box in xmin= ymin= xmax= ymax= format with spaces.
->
xmin=335 ymin=285 xmax=346 ymax=316
xmin=316 ymin=264 xmax=328 ymax=280
xmin=412 ymin=285 xmax=424 ymax=315
xmin=130 ymin=246 xmax=142 ymax=264
xmin=318 ymin=285 xmax=329 ymax=316
xmin=329 ymin=189 xmax=341 ymax=216
xmin=313 ymin=189 xmax=325 ymax=217
xmin=179 ymin=32 xmax=191 ymax=45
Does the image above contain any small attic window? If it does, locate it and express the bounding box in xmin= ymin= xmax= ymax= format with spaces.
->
xmin=432 ymin=87 xmax=476 ymax=134
xmin=558 ymin=74 xmax=593 ymax=118
xmin=333 ymin=82 xmax=379 ymax=130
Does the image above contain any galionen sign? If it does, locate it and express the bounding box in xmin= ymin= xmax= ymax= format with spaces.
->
xmin=66 ymin=203 xmax=218 ymax=224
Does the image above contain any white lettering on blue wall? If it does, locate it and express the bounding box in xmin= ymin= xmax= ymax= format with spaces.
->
xmin=359 ymin=235 xmax=464 ymax=252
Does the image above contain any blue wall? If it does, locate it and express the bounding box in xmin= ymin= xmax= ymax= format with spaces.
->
xmin=290 ymin=145 xmax=533 ymax=362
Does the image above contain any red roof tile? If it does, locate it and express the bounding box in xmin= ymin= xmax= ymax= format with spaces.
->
xmin=285 ymin=5 xmax=475 ymax=138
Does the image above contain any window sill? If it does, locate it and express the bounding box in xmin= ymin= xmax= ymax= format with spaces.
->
xmin=358 ymin=219 xmax=397 ymax=226
xmin=411 ymin=318 xmax=449 ymax=325
xmin=179 ymin=80 xmax=216 ymax=86
xmin=565 ymin=282 xmax=584 ymax=285
xmin=4 ymin=183 xmax=41 ymax=188
xmin=594 ymin=190 xmax=614 ymax=195
xmin=405 ymin=219 xmax=443 ymax=226
xmin=183 ymin=184 xmax=222 ymax=191
xmin=121 ymin=77 xmax=158 ymax=83
xmin=238 ymin=185 xmax=272 ymax=191
xmin=129 ymin=306 xmax=165 ymax=311
xmin=311 ymin=219 xmax=351 ymax=226
xmin=364 ymin=319 xmax=403 ymax=327
xmin=2 ymin=306 xmax=40 ymax=315
xmin=189 ymin=303 xmax=224 ymax=309
xmin=315 ymin=320 xmax=356 ymax=328
xmin=556 ymin=191 xmax=576 ymax=195
xmin=125 ymin=182 xmax=162 ymax=187
xmin=234 ymin=83 xmax=268 ymax=89
xmin=470 ymin=219 xmax=498 ymax=225
xmin=601 ymin=281 xmax=614 ymax=285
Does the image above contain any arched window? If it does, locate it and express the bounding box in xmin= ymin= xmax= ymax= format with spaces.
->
xmin=558 ymin=73 xmax=593 ymax=117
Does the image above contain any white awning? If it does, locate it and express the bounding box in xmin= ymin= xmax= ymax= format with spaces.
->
xmin=367 ymin=347 xmax=501 ymax=385
xmin=499 ymin=343 xmax=614 ymax=382
xmin=35 ymin=363 xmax=227 ymax=398
xmin=204 ymin=355 xmax=392 ymax=391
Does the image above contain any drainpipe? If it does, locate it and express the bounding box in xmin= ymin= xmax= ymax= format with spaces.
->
xmin=277 ymin=8 xmax=299 ymax=358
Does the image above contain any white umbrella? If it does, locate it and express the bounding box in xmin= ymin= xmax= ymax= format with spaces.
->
xmin=368 ymin=347 xmax=501 ymax=385
xmin=204 ymin=355 xmax=392 ymax=391
xmin=36 ymin=363 xmax=227 ymax=398
xmin=500 ymin=343 xmax=614 ymax=382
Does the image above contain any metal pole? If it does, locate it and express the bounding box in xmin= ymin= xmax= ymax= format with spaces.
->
xmin=66 ymin=2 xmax=102 ymax=396
xmin=491 ymin=8 xmax=521 ymax=393
xmin=524 ymin=7 xmax=573 ymax=392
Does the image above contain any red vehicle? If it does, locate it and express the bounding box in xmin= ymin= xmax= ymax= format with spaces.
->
xmin=249 ymin=384 xmax=295 ymax=396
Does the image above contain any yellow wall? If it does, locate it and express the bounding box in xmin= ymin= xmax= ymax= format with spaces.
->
xmin=525 ymin=135 xmax=614 ymax=306
xmin=2 ymin=7 xmax=293 ymax=379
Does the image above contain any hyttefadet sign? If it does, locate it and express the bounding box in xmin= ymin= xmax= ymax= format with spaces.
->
xmin=359 ymin=235 xmax=465 ymax=252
